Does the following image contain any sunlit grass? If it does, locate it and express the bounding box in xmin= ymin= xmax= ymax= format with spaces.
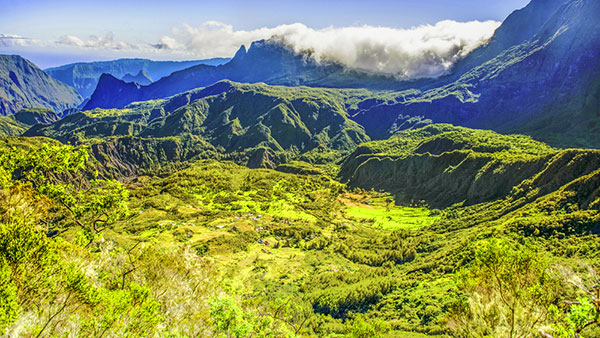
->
xmin=345 ymin=206 xmax=438 ymax=230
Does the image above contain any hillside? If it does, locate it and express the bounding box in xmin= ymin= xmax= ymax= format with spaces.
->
xmin=0 ymin=54 xmax=82 ymax=116
xmin=3 ymin=0 xmax=600 ymax=337
xmin=0 ymin=116 xmax=26 ymax=136
xmin=10 ymin=107 xmax=61 ymax=125
xmin=45 ymin=57 xmax=230 ymax=99
xmin=2 ymin=130 xmax=600 ymax=336
xmin=339 ymin=124 xmax=600 ymax=208
xmin=27 ymin=81 xmax=372 ymax=173
xmin=350 ymin=0 xmax=600 ymax=147
xmin=77 ymin=0 xmax=600 ymax=150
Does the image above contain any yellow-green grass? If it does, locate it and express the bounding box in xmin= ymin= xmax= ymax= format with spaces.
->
xmin=345 ymin=206 xmax=439 ymax=230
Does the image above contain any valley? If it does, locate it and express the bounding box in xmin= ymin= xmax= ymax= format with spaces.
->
xmin=0 ymin=0 xmax=599 ymax=337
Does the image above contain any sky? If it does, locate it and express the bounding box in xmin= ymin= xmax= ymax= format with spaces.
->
xmin=0 ymin=0 xmax=531 ymax=74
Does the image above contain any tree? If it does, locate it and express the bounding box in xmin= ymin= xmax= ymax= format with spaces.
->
xmin=447 ymin=239 xmax=561 ymax=338
xmin=209 ymin=295 xmax=297 ymax=338
xmin=548 ymin=265 xmax=600 ymax=338
xmin=0 ymin=142 xmax=130 ymax=335
xmin=0 ymin=143 xmax=128 ymax=246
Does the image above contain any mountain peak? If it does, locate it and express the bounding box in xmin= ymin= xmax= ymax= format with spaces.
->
xmin=83 ymin=74 xmax=143 ymax=110
xmin=121 ymin=69 xmax=153 ymax=85
xmin=231 ymin=45 xmax=248 ymax=62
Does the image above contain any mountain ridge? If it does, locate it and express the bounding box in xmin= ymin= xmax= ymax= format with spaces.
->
xmin=82 ymin=40 xmax=416 ymax=110
xmin=0 ymin=54 xmax=82 ymax=116
xmin=349 ymin=0 xmax=600 ymax=147
xmin=45 ymin=57 xmax=230 ymax=99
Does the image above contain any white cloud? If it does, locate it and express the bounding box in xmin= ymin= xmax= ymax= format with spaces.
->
xmin=0 ymin=34 xmax=32 ymax=47
xmin=160 ymin=20 xmax=501 ymax=78
xmin=0 ymin=20 xmax=500 ymax=78
xmin=57 ymin=32 xmax=138 ymax=50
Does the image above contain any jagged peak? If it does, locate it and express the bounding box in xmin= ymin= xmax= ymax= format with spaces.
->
xmin=98 ymin=72 xmax=121 ymax=82
xmin=232 ymin=45 xmax=247 ymax=61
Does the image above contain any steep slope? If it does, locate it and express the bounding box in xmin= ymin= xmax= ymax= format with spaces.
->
xmin=0 ymin=107 xmax=59 ymax=135
xmin=84 ymin=74 xmax=144 ymax=109
xmin=351 ymin=0 xmax=600 ymax=147
xmin=140 ymin=81 xmax=370 ymax=154
xmin=83 ymin=40 xmax=408 ymax=110
xmin=447 ymin=0 xmax=567 ymax=77
xmin=0 ymin=55 xmax=82 ymax=116
xmin=45 ymin=57 xmax=229 ymax=99
xmin=121 ymin=69 xmax=153 ymax=85
xmin=339 ymin=124 xmax=600 ymax=208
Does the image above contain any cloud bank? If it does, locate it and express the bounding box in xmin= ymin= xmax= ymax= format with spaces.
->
xmin=1 ymin=20 xmax=500 ymax=77
xmin=164 ymin=20 xmax=501 ymax=78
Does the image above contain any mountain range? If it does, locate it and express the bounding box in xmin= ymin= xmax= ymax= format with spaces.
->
xmin=0 ymin=0 xmax=598 ymax=151
xmin=350 ymin=0 xmax=600 ymax=147
xmin=77 ymin=0 xmax=600 ymax=148
xmin=81 ymin=40 xmax=408 ymax=111
xmin=45 ymin=57 xmax=230 ymax=99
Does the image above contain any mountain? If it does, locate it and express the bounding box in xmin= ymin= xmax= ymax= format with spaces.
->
xmin=0 ymin=116 xmax=26 ymax=136
xmin=84 ymin=73 xmax=144 ymax=109
xmin=45 ymin=57 xmax=230 ymax=99
xmin=0 ymin=108 xmax=60 ymax=136
xmin=27 ymin=81 xmax=371 ymax=171
xmin=121 ymin=69 xmax=153 ymax=85
xmin=82 ymin=1 xmax=600 ymax=149
xmin=82 ymin=40 xmax=409 ymax=110
xmin=350 ymin=0 xmax=600 ymax=148
xmin=0 ymin=55 xmax=82 ymax=116
xmin=447 ymin=0 xmax=567 ymax=77
xmin=339 ymin=124 xmax=600 ymax=208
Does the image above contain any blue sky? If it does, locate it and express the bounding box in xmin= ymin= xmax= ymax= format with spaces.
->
xmin=0 ymin=0 xmax=531 ymax=68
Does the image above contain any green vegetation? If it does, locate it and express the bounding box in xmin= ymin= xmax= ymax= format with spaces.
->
xmin=2 ymin=122 xmax=600 ymax=337
xmin=0 ymin=116 xmax=26 ymax=136
xmin=26 ymin=81 xmax=373 ymax=173
xmin=345 ymin=206 xmax=437 ymax=230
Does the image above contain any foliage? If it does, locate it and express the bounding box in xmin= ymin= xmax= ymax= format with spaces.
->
xmin=0 ymin=142 xmax=129 ymax=245
xmin=448 ymin=239 xmax=561 ymax=338
xmin=2 ymin=119 xmax=600 ymax=337
xmin=210 ymin=295 xmax=297 ymax=338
